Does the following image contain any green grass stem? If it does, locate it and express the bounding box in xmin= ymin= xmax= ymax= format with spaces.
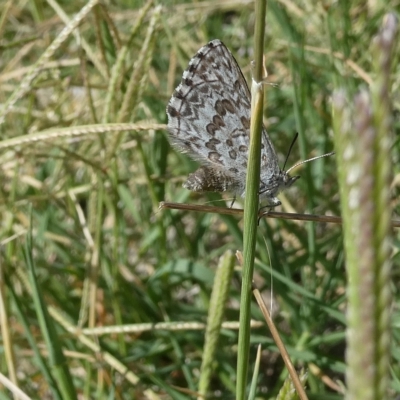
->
xmin=236 ymin=0 xmax=267 ymax=398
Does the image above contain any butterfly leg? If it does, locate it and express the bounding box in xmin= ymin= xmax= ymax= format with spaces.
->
xmin=257 ymin=205 xmax=273 ymax=225
xmin=229 ymin=196 xmax=236 ymax=208
xmin=257 ymin=196 xmax=282 ymax=225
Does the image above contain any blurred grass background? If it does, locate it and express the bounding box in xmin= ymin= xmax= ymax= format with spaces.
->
xmin=0 ymin=0 xmax=399 ymax=399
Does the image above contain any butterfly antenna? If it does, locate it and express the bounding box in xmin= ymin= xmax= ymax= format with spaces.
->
xmin=286 ymin=151 xmax=335 ymax=174
xmin=282 ymin=132 xmax=299 ymax=171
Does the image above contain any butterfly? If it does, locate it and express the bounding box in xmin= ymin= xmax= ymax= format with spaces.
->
xmin=166 ymin=39 xmax=302 ymax=206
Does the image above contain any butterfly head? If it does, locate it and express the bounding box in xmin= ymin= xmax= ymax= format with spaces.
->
xmin=281 ymin=170 xmax=300 ymax=189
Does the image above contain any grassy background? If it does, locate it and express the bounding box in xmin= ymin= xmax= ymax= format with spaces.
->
xmin=0 ymin=0 xmax=399 ymax=399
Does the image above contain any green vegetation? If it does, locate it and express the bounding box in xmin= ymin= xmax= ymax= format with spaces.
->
xmin=0 ymin=1 xmax=399 ymax=399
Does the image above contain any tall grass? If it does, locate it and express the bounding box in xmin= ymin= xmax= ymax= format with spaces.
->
xmin=0 ymin=1 xmax=399 ymax=399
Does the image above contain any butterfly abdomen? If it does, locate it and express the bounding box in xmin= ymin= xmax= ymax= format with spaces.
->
xmin=183 ymin=166 xmax=243 ymax=194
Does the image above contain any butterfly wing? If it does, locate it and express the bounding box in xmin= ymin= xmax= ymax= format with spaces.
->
xmin=167 ymin=40 xmax=253 ymax=191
